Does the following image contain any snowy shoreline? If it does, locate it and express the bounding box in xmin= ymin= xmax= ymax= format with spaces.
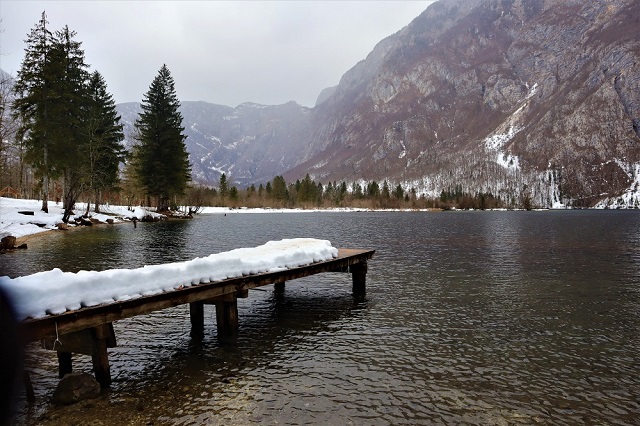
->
xmin=0 ymin=197 xmax=428 ymax=243
xmin=0 ymin=197 xmax=165 ymax=243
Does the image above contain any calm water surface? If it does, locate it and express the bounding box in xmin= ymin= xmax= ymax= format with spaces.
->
xmin=4 ymin=211 xmax=640 ymax=425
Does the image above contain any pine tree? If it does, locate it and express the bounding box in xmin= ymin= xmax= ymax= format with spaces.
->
xmin=219 ymin=173 xmax=228 ymax=198
xmin=271 ymin=175 xmax=288 ymax=201
xmin=133 ymin=65 xmax=191 ymax=211
xmin=13 ymin=15 xmax=93 ymax=219
xmin=52 ymin=25 xmax=92 ymax=222
xmin=12 ymin=11 xmax=56 ymax=212
xmin=84 ymin=71 xmax=125 ymax=213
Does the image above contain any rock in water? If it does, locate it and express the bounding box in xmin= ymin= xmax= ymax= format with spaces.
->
xmin=52 ymin=372 xmax=101 ymax=405
xmin=0 ymin=236 xmax=16 ymax=250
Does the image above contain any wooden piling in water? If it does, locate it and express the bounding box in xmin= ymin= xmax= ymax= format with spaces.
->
xmin=189 ymin=301 xmax=205 ymax=339
xmin=351 ymin=261 xmax=368 ymax=295
xmin=274 ymin=281 xmax=286 ymax=293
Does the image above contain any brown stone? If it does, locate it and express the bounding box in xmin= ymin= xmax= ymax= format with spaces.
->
xmin=1 ymin=235 xmax=16 ymax=250
xmin=52 ymin=372 xmax=101 ymax=405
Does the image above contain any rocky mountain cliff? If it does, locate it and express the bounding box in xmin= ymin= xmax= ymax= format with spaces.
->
xmin=118 ymin=0 xmax=640 ymax=208
xmin=288 ymin=0 xmax=640 ymax=207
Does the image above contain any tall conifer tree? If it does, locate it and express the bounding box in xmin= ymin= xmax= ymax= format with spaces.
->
xmin=219 ymin=173 xmax=228 ymax=198
xmin=52 ymin=25 xmax=92 ymax=222
xmin=13 ymin=11 xmax=56 ymax=212
xmin=133 ymin=65 xmax=191 ymax=211
xmin=84 ymin=71 xmax=125 ymax=213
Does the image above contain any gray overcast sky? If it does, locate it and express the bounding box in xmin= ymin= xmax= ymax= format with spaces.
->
xmin=1 ymin=1 xmax=435 ymax=108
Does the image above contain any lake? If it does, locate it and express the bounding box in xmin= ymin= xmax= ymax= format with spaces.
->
xmin=5 ymin=210 xmax=640 ymax=425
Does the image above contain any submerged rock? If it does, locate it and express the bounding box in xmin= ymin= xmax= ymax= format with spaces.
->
xmin=52 ymin=372 xmax=101 ymax=405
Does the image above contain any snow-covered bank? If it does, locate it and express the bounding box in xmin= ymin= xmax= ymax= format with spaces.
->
xmin=0 ymin=198 xmax=416 ymax=241
xmin=0 ymin=238 xmax=338 ymax=320
xmin=199 ymin=206 xmax=372 ymax=214
xmin=0 ymin=197 xmax=162 ymax=240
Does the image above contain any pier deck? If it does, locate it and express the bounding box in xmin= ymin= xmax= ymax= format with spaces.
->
xmin=18 ymin=248 xmax=374 ymax=389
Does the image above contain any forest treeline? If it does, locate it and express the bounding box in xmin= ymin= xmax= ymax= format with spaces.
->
xmin=181 ymin=174 xmax=521 ymax=211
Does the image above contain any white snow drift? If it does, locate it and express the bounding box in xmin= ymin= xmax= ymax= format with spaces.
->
xmin=0 ymin=238 xmax=338 ymax=320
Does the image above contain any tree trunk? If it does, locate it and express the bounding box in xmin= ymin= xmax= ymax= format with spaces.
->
xmin=41 ymin=147 xmax=49 ymax=213
xmin=41 ymin=174 xmax=49 ymax=213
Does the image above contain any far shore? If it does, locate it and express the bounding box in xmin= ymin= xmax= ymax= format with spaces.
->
xmin=5 ymin=196 xmax=586 ymax=250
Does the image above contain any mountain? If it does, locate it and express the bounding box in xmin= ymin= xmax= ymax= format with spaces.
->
xmin=117 ymin=101 xmax=312 ymax=186
xmin=118 ymin=0 xmax=640 ymax=208
xmin=286 ymin=0 xmax=640 ymax=207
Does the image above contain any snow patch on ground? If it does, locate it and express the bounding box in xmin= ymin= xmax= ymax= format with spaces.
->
xmin=483 ymin=82 xmax=538 ymax=170
xmin=0 ymin=238 xmax=338 ymax=320
xmin=594 ymin=161 xmax=640 ymax=208
xmin=496 ymin=152 xmax=520 ymax=170
xmin=0 ymin=197 xmax=160 ymax=239
xmin=399 ymin=140 xmax=407 ymax=159
xmin=484 ymin=126 xmax=523 ymax=151
xmin=311 ymin=159 xmax=329 ymax=170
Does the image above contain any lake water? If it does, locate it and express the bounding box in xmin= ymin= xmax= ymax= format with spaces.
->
xmin=4 ymin=210 xmax=640 ymax=425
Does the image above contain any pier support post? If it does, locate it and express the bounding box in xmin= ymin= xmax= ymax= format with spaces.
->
xmin=189 ymin=301 xmax=205 ymax=339
xmin=351 ymin=261 xmax=368 ymax=296
xmin=274 ymin=281 xmax=285 ymax=293
xmin=215 ymin=296 xmax=239 ymax=337
xmin=91 ymin=324 xmax=115 ymax=388
xmin=23 ymin=371 xmax=35 ymax=402
xmin=57 ymin=352 xmax=72 ymax=378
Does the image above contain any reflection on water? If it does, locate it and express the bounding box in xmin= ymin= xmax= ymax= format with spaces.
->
xmin=7 ymin=211 xmax=640 ymax=425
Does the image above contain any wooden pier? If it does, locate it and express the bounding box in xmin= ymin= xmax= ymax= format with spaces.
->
xmin=19 ymin=248 xmax=374 ymax=389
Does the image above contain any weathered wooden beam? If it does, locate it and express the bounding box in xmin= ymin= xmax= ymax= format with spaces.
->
xmin=202 ymin=292 xmax=239 ymax=304
xmin=44 ymin=323 xmax=116 ymax=354
xmin=22 ymin=285 xmax=233 ymax=341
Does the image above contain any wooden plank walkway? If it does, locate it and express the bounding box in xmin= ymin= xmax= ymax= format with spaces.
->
xmin=19 ymin=248 xmax=374 ymax=389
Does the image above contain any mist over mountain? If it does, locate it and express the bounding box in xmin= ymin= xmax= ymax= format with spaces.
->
xmin=117 ymin=101 xmax=311 ymax=186
xmin=117 ymin=0 xmax=640 ymax=208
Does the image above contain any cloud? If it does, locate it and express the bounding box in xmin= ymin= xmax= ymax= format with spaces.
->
xmin=0 ymin=1 xmax=434 ymax=107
